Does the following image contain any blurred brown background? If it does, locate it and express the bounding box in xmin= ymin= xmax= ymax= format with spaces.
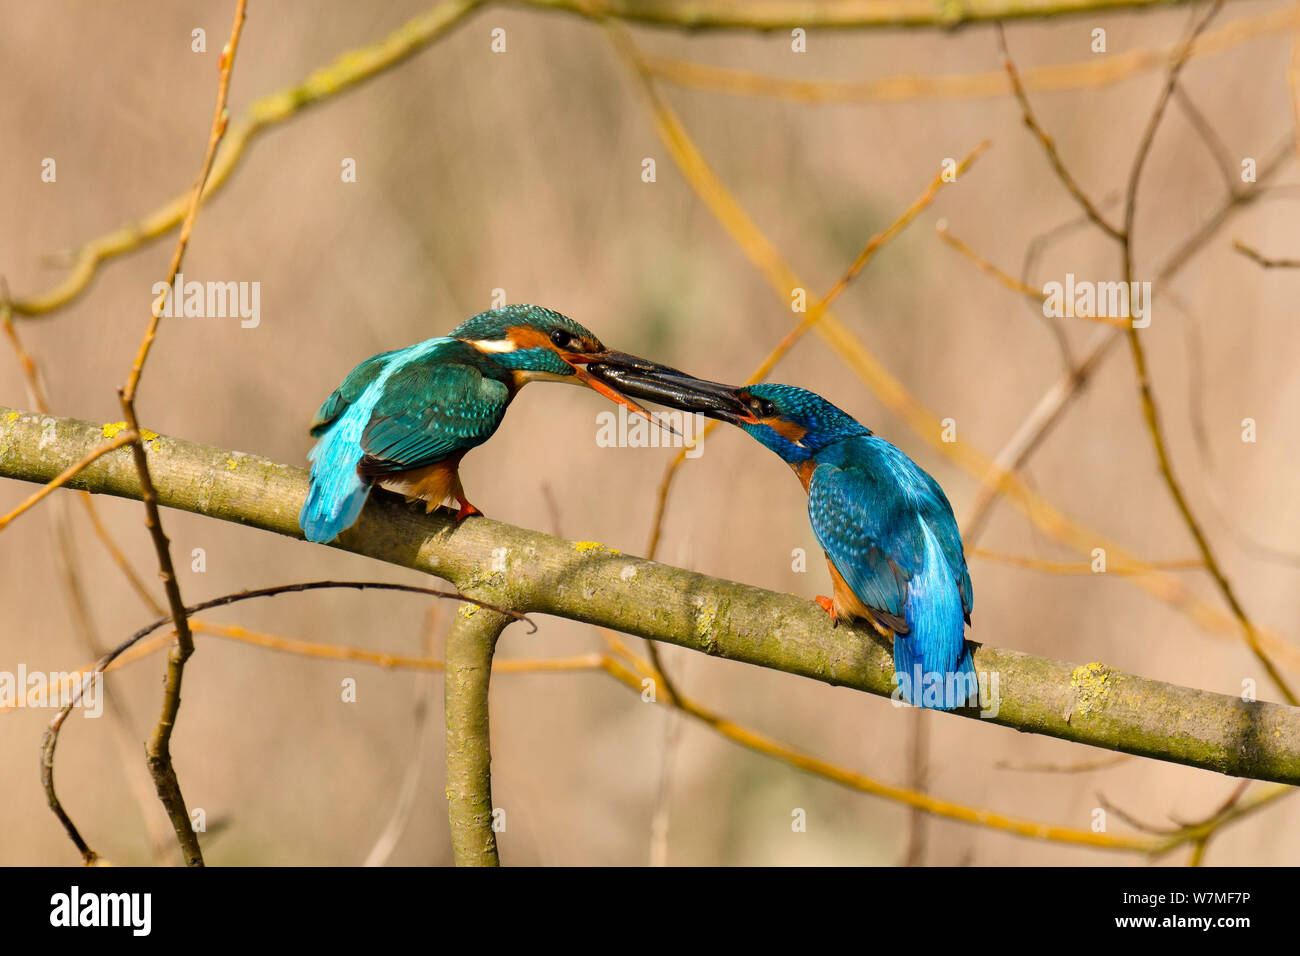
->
xmin=2 ymin=0 xmax=1298 ymax=865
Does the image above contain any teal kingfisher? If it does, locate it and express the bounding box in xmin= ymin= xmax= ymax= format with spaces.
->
xmin=585 ymin=368 xmax=978 ymax=710
xmin=299 ymin=305 xmax=712 ymax=544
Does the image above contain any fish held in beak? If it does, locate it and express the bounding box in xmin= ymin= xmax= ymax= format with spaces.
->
xmin=562 ymin=349 xmax=689 ymax=437
xmin=584 ymin=364 xmax=753 ymax=423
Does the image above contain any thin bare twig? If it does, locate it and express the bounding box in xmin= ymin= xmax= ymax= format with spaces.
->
xmin=964 ymin=134 xmax=1294 ymax=543
xmin=997 ymin=23 xmax=1124 ymax=240
xmin=1232 ymin=239 xmax=1300 ymax=268
xmin=40 ymin=579 xmax=528 ymax=862
xmin=1121 ymin=1 xmax=1224 ymax=243
xmin=1172 ymin=86 xmax=1242 ymax=197
xmin=1016 ymin=200 xmax=1125 ymax=367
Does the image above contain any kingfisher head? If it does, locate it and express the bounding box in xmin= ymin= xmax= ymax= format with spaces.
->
xmin=720 ymin=384 xmax=872 ymax=462
xmin=450 ymin=305 xmax=748 ymax=427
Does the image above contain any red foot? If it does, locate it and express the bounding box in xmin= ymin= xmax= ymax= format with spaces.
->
xmin=815 ymin=595 xmax=838 ymax=627
xmin=454 ymin=495 xmax=483 ymax=523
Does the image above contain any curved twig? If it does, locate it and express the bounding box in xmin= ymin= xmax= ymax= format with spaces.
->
xmin=39 ymin=579 xmax=531 ymax=863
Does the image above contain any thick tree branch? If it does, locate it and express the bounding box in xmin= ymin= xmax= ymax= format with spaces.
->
xmin=3 ymin=405 xmax=1300 ymax=785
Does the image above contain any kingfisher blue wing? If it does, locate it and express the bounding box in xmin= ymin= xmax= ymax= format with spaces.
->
xmin=907 ymin=463 xmax=974 ymax=621
xmin=889 ymin=447 xmax=972 ymax=621
xmin=920 ymin=496 xmax=972 ymax=624
xmin=357 ymin=358 xmax=511 ymax=476
xmin=806 ymin=452 xmax=917 ymax=629
xmin=813 ymin=437 xmax=972 ymax=618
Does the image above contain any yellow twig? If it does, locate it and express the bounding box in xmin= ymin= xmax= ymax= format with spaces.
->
xmin=935 ymin=219 xmax=1132 ymax=328
xmin=193 ymin=617 xmax=604 ymax=673
xmin=753 ymin=142 xmax=990 ymax=384
xmin=99 ymin=0 xmax=250 ymax=871
xmin=642 ymin=5 xmax=1300 ymax=103
xmin=971 ymin=547 xmax=1203 ymax=575
xmin=935 ymin=220 xmax=1047 ymax=301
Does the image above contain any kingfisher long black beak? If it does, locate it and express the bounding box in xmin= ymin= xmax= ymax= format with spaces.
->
xmin=560 ymin=349 xmax=694 ymax=437
xmin=583 ymin=363 xmax=754 ymax=424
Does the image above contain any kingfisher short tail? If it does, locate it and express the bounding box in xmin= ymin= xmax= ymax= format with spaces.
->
xmin=895 ymin=522 xmax=978 ymax=710
xmin=299 ymin=425 xmax=371 ymax=544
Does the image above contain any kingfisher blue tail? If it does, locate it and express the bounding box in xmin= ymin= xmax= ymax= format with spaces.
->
xmin=895 ymin=522 xmax=978 ymax=709
xmin=299 ymin=401 xmax=375 ymax=544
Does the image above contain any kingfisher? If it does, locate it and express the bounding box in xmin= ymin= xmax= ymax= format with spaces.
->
xmin=299 ymin=305 xmax=705 ymax=544
xmin=586 ymin=368 xmax=977 ymax=710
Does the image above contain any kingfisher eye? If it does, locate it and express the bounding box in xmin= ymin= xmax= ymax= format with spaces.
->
xmin=746 ymin=395 xmax=774 ymax=418
xmin=550 ymin=329 xmax=576 ymax=349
